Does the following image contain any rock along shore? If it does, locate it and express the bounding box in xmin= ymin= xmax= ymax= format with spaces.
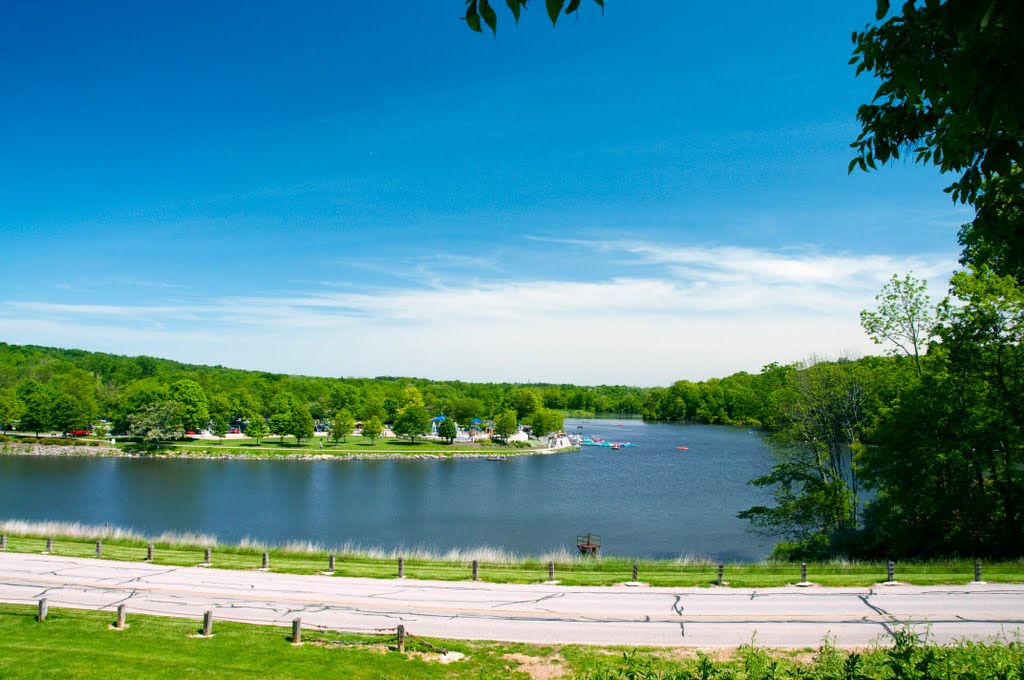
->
xmin=0 ymin=441 xmax=579 ymax=462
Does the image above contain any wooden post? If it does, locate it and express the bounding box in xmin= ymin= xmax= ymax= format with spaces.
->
xmin=262 ymin=552 xmax=269 ymax=569
xmin=548 ymin=561 xmax=555 ymax=582
xmin=974 ymin=559 xmax=982 ymax=582
xmin=46 ymin=537 xmax=53 ymax=553
xmin=398 ymin=557 xmax=405 ymax=578
xmin=291 ymin=618 xmax=302 ymax=644
xmin=801 ymin=563 xmax=808 ymax=582
xmin=147 ymin=544 xmax=154 ymax=561
xmin=202 ymin=610 xmax=213 ymax=637
xmin=37 ymin=598 xmax=48 ymax=622
xmin=328 ymin=554 xmax=336 ymax=572
xmin=887 ymin=560 xmax=895 ymax=583
xmin=0 ymin=534 xmax=6 ymax=550
xmin=717 ymin=564 xmax=724 ymax=586
xmin=116 ymin=604 xmax=126 ymax=629
xmin=472 ymin=559 xmax=479 ymax=581
xmin=632 ymin=562 xmax=638 ymax=581
xmin=96 ymin=540 xmax=102 ymax=558
xmin=204 ymin=548 xmax=211 ymax=565
xmin=396 ymin=624 xmax=406 ymax=653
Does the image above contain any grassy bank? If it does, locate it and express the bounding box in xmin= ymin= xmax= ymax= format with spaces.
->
xmin=1 ymin=433 xmax=558 ymax=458
xmin=2 ymin=521 xmax=1022 ymax=587
xmin=1 ymin=602 xmax=1022 ymax=679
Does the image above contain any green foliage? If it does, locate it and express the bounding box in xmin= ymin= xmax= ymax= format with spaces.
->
xmin=493 ymin=409 xmax=518 ymax=440
xmin=287 ymin=403 xmax=315 ymax=444
xmin=267 ymin=412 xmax=290 ymax=443
xmin=330 ymin=409 xmax=356 ymax=443
xmin=0 ymin=388 xmax=21 ymax=431
xmin=211 ymin=415 xmax=228 ymax=442
xmin=529 ymin=407 xmax=564 ymax=437
xmin=860 ymin=273 xmax=936 ymax=376
xmin=463 ymin=0 xmax=604 ymax=36
xmin=128 ymin=401 xmax=184 ymax=444
xmin=167 ymin=379 xmax=209 ymax=430
xmin=361 ymin=416 xmax=383 ymax=443
xmin=244 ymin=417 xmax=268 ymax=445
xmin=49 ymin=393 xmax=92 ymax=435
xmin=851 ymin=1 xmax=1024 ymax=280
xmin=15 ymin=379 xmax=53 ymax=436
xmin=436 ymin=416 xmax=458 ymax=444
xmin=391 ymin=405 xmax=432 ymax=443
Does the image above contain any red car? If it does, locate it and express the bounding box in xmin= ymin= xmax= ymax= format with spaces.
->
xmin=69 ymin=430 xmax=92 ymax=436
xmin=230 ymin=428 xmax=240 ymax=434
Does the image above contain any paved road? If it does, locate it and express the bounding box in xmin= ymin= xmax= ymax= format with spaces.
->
xmin=2 ymin=553 xmax=1022 ymax=647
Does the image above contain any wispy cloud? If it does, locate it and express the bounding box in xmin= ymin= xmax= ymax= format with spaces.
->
xmin=0 ymin=241 xmax=958 ymax=385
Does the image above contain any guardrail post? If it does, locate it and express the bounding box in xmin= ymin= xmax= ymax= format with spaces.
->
xmin=717 ymin=564 xmax=724 ymax=586
xmin=291 ymin=618 xmax=302 ymax=644
xmin=204 ymin=548 xmax=211 ymax=565
xmin=96 ymin=540 xmax=102 ymax=558
xmin=46 ymin=537 xmax=53 ymax=553
xmin=396 ymin=624 xmax=406 ymax=652
xmin=116 ymin=604 xmax=126 ymax=629
xmin=261 ymin=552 xmax=269 ymax=570
xmin=472 ymin=559 xmax=479 ymax=581
xmin=147 ymin=544 xmax=154 ymax=561
xmin=328 ymin=554 xmax=335 ymax=572
xmin=548 ymin=561 xmax=555 ymax=582
xmin=632 ymin=562 xmax=638 ymax=582
xmin=37 ymin=598 xmax=48 ymax=622
xmin=398 ymin=557 xmax=405 ymax=578
xmin=202 ymin=610 xmax=213 ymax=637
xmin=887 ymin=560 xmax=895 ymax=583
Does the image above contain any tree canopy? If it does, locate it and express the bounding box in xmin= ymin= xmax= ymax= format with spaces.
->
xmin=851 ymin=0 xmax=1024 ymax=277
xmin=463 ymin=0 xmax=604 ymax=36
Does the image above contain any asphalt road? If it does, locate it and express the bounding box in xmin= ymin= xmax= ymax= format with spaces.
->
xmin=2 ymin=553 xmax=1022 ymax=647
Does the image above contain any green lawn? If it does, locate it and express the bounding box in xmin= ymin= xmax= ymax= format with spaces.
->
xmin=2 ymin=603 xmax=1022 ymax=679
xmin=2 ymin=533 xmax=1021 ymax=587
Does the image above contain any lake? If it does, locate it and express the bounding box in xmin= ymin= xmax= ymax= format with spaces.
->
xmin=0 ymin=419 xmax=779 ymax=561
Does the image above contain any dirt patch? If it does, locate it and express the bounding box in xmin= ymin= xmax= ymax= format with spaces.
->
xmin=503 ymin=652 xmax=567 ymax=679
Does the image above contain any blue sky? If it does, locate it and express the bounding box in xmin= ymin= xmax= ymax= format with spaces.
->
xmin=1 ymin=1 xmax=965 ymax=385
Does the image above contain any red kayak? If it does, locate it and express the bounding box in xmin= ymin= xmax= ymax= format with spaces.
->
xmin=676 ymin=446 xmax=689 ymax=451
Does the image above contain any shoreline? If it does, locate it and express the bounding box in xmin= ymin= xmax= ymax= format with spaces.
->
xmin=0 ymin=441 xmax=580 ymax=461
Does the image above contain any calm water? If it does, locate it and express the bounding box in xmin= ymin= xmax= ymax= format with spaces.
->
xmin=0 ymin=420 xmax=778 ymax=560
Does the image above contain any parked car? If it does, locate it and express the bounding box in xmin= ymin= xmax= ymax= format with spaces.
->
xmin=69 ymin=430 xmax=92 ymax=436
xmin=230 ymin=427 xmax=240 ymax=434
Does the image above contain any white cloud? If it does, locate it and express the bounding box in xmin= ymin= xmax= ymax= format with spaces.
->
xmin=0 ymin=242 xmax=958 ymax=385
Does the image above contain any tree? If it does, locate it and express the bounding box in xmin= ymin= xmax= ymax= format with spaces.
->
xmin=168 ymin=379 xmax=210 ymax=431
xmin=452 ymin=397 xmax=485 ymax=424
xmin=50 ymin=393 xmax=92 ymax=436
xmin=16 ymin=380 xmax=53 ymax=436
xmin=509 ymin=387 xmax=543 ymax=419
xmin=436 ymin=416 xmax=458 ymax=444
xmin=0 ymin=388 xmax=21 ymax=432
xmin=851 ymin=0 xmax=1024 ymax=273
xmin=330 ymin=409 xmax=356 ymax=443
xmin=860 ymin=273 xmax=936 ymax=376
xmin=128 ymin=400 xmax=184 ymax=445
xmin=529 ymin=408 xmax=564 ymax=438
xmin=739 ymin=360 xmax=868 ymax=559
xmin=399 ymin=385 xmax=424 ymax=413
xmin=463 ymin=0 xmax=605 ymax=36
xmin=493 ymin=409 xmax=518 ymax=442
xmin=392 ymin=405 xmax=432 ymax=444
xmin=288 ymin=403 xmax=315 ymax=444
xmin=862 ymin=267 xmax=1024 ymax=557
xmin=361 ymin=416 xmax=383 ymax=444
xmin=212 ymin=415 xmax=228 ymax=444
xmin=268 ymin=412 xmax=290 ymax=443
xmin=245 ymin=417 xmax=269 ymax=446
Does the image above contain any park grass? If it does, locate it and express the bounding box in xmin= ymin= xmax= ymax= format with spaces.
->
xmin=2 ymin=602 xmax=1023 ymax=680
xmin=2 ymin=521 xmax=1022 ymax=587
